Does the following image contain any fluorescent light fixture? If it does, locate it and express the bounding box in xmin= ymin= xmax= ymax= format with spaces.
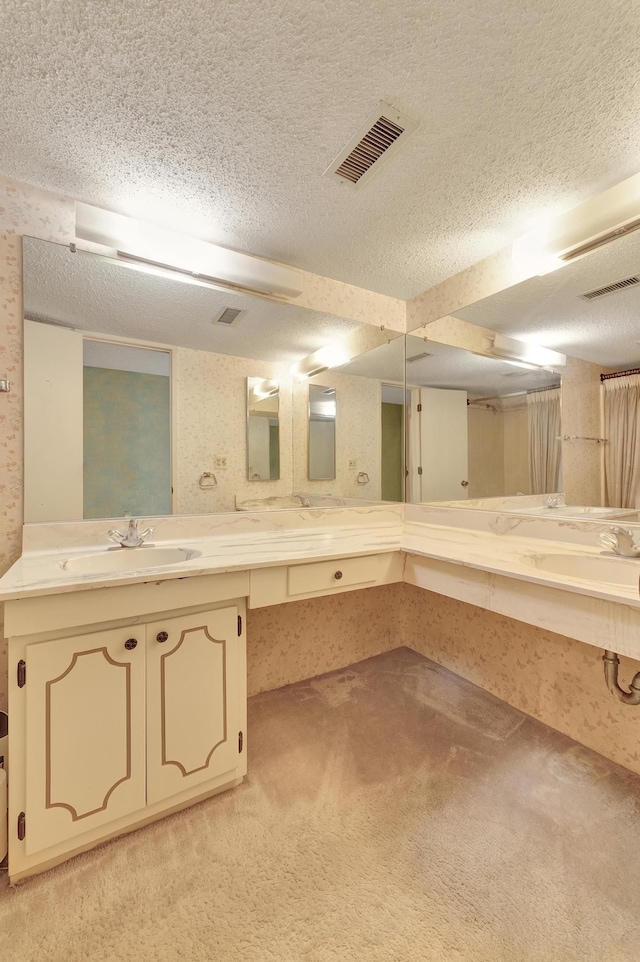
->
xmin=487 ymin=333 xmax=566 ymax=369
xmin=512 ymin=171 xmax=640 ymax=276
xmin=251 ymin=379 xmax=280 ymax=399
xmin=290 ymin=342 xmax=352 ymax=379
xmin=75 ymin=202 xmax=304 ymax=298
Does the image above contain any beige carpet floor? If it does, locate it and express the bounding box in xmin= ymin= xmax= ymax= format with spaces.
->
xmin=2 ymin=646 xmax=640 ymax=961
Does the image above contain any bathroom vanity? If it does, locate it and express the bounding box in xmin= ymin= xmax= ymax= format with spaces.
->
xmin=1 ymin=514 xmax=403 ymax=882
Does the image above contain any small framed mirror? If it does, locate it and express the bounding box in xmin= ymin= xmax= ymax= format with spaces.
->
xmin=308 ymin=383 xmax=336 ymax=480
xmin=246 ymin=377 xmax=280 ymax=481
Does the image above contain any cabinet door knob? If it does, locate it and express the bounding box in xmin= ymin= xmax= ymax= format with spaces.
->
xmin=156 ymin=631 xmax=169 ymax=643
xmin=334 ymin=570 xmax=343 ymax=580
xmin=124 ymin=638 xmax=138 ymax=650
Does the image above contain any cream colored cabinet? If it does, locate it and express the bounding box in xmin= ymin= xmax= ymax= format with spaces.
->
xmin=249 ymin=551 xmax=403 ymax=608
xmin=146 ymin=608 xmax=243 ymax=805
xmin=24 ymin=625 xmax=146 ymax=855
xmin=6 ymin=574 xmax=249 ymax=882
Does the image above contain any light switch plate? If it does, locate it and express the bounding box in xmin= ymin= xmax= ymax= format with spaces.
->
xmin=215 ymin=455 xmax=228 ymax=468
xmin=348 ymin=459 xmax=357 ymax=469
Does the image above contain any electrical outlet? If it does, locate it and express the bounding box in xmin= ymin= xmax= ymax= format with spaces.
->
xmin=348 ymin=459 xmax=357 ymax=469
xmin=215 ymin=456 xmax=228 ymax=468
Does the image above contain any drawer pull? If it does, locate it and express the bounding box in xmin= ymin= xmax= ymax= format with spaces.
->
xmin=334 ymin=570 xmax=343 ymax=580
xmin=156 ymin=631 xmax=169 ymax=643
xmin=124 ymin=638 xmax=138 ymax=651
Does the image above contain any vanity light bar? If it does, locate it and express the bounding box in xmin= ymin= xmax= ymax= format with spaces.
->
xmin=512 ymin=171 xmax=640 ymax=276
xmin=488 ymin=334 xmax=566 ymax=369
xmin=75 ymin=203 xmax=304 ymax=299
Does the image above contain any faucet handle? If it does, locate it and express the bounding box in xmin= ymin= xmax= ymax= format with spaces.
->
xmin=139 ymin=525 xmax=155 ymax=542
xmin=598 ymin=531 xmax=620 ymax=551
xmin=107 ymin=528 xmax=126 ymax=545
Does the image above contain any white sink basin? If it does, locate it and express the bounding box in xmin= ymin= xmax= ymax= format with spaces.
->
xmin=63 ymin=546 xmax=199 ymax=575
xmin=525 ymin=552 xmax=640 ymax=588
xmin=517 ymin=506 xmax=638 ymax=520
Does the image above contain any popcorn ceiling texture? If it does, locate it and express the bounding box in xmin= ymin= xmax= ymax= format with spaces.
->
xmin=2 ymin=1 xmax=640 ymax=300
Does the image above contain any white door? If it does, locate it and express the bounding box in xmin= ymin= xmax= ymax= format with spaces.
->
xmin=419 ymin=387 xmax=469 ymax=501
xmin=146 ymin=607 xmax=243 ymax=805
xmin=24 ymin=626 xmax=146 ymax=855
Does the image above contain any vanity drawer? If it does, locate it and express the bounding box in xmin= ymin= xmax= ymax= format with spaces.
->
xmin=288 ymin=555 xmax=379 ymax=596
xmin=249 ymin=552 xmax=402 ymax=608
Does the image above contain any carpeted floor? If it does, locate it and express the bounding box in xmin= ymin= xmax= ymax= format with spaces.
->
xmin=2 ymin=646 xmax=640 ymax=961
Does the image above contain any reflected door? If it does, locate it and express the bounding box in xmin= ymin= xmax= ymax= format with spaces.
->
xmin=412 ymin=387 xmax=469 ymax=501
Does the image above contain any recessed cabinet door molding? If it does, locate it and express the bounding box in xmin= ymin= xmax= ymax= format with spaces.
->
xmin=24 ymin=627 xmax=146 ymax=855
xmin=146 ymin=607 xmax=241 ymax=805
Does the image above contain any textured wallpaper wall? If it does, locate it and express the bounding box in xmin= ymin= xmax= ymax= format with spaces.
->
xmin=173 ymin=346 xmax=293 ymax=514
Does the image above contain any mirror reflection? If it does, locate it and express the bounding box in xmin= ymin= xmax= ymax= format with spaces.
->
xmin=308 ymin=384 xmax=336 ymax=480
xmin=405 ymin=336 xmax=561 ymax=503
xmin=246 ymin=378 xmax=280 ymax=481
xmin=420 ymin=226 xmax=640 ymax=517
xmin=23 ymin=236 xmax=404 ymax=520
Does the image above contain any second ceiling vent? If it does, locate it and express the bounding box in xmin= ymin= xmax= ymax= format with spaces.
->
xmin=212 ymin=306 xmax=246 ymax=326
xmin=324 ymin=102 xmax=418 ymax=189
xmin=580 ymin=275 xmax=640 ymax=301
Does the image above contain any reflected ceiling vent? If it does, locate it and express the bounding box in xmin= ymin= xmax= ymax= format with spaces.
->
xmin=212 ymin=307 xmax=246 ymax=326
xmin=580 ymin=275 xmax=640 ymax=300
xmin=324 ymin=102 xmax=419 ymax=189
xmin=407 ymin=351 xmax=433 ymax=363
xmin=321 ymin=388 xmax=336 ymax=395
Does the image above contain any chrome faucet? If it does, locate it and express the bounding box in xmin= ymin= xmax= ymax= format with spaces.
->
xmin=598 ymin=526 xmax=640 ymax=558
xmin=545 ymin=496 xmax=563 ymax=508
xmin=107 ymin=518 xmax=155 ymax=548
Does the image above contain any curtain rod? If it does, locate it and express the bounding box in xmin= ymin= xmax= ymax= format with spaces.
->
xmin=601 ymin=367 xmax=640 ymax=382
xmin=467 ymin=383 xmax=560 ymax=404
xmin=526 ymin=384 xmax=561 ymax=394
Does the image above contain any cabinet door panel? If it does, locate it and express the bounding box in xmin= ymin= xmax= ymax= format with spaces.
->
xmin=146 ymin=607 xmax=241 ymax=805
xmin=25 ymin=627 xmax=146 ymax=855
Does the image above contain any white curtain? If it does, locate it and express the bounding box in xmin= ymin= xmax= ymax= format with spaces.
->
xmin=527 ymin=388 xmax=561 ymax=494
xmin=603 ymin=374 xmax=640 ymax=508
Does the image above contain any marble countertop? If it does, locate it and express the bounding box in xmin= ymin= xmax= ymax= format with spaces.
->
xmin=2 ymin=509 xmax=640 ymax=611
xmin=0 ymin=523 xmax=403 ymax=601
xmin=403 ymin=521 xmax=640 ymax=608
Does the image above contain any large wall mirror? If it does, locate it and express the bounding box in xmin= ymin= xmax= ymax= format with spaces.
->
xmin=23 ymin=236 xmax=404 ymax=521
xmin=410 ymin=225 xmax=640 ymax=518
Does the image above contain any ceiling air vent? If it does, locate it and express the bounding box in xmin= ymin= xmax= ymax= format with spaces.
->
xmin=324 ymin=102 xmax=419 ymax=189
xmin=407 ymin=352 xmax=433 ymax=363
xmin=580 ymin=275 xmax=640 ymax=300
xmin=212 ymin=307 xmax=246 ymax=326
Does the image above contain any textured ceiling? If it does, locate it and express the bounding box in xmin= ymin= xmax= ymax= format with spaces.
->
xmin=3 ymin=1 xmax=640 ymax=299
xmin=405 ymin=337 xmax=559 ymax=396
xmin=455 ymin=230 xmax=640 ymax=368
xmin=23 ymin=238 xmax=361 ymax=363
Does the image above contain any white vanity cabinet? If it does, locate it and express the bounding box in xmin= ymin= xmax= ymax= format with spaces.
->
xmin=6 ymin=572 xmax=249 ymax=882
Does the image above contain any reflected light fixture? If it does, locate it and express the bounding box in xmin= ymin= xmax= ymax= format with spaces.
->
xmin=486 ymin=333 xmax=566 ymax=370
xmin=512 ymin=171 xmax=640 ymax=276
xmin=290 ymin=342 xmax=352 ymax=379
xmin=75 ymin=203 xmax=304 ymax=299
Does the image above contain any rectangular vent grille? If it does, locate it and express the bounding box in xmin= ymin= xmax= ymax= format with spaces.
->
xmin=324 ymin=102 xmax=418 ymax=189
xmin=213 ymin=307 xmax=245 ymax=326
xmin=580 ymin=275 xmax=640 ymax=300
xmin=407 ymin=352 xmax=433 ymax=363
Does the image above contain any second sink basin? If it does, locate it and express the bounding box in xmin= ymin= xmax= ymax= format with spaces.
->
xmin=525 ymin=552 xmax=640 ymax=588
xmin=64 ymin=546 xmax=199 ymax=575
